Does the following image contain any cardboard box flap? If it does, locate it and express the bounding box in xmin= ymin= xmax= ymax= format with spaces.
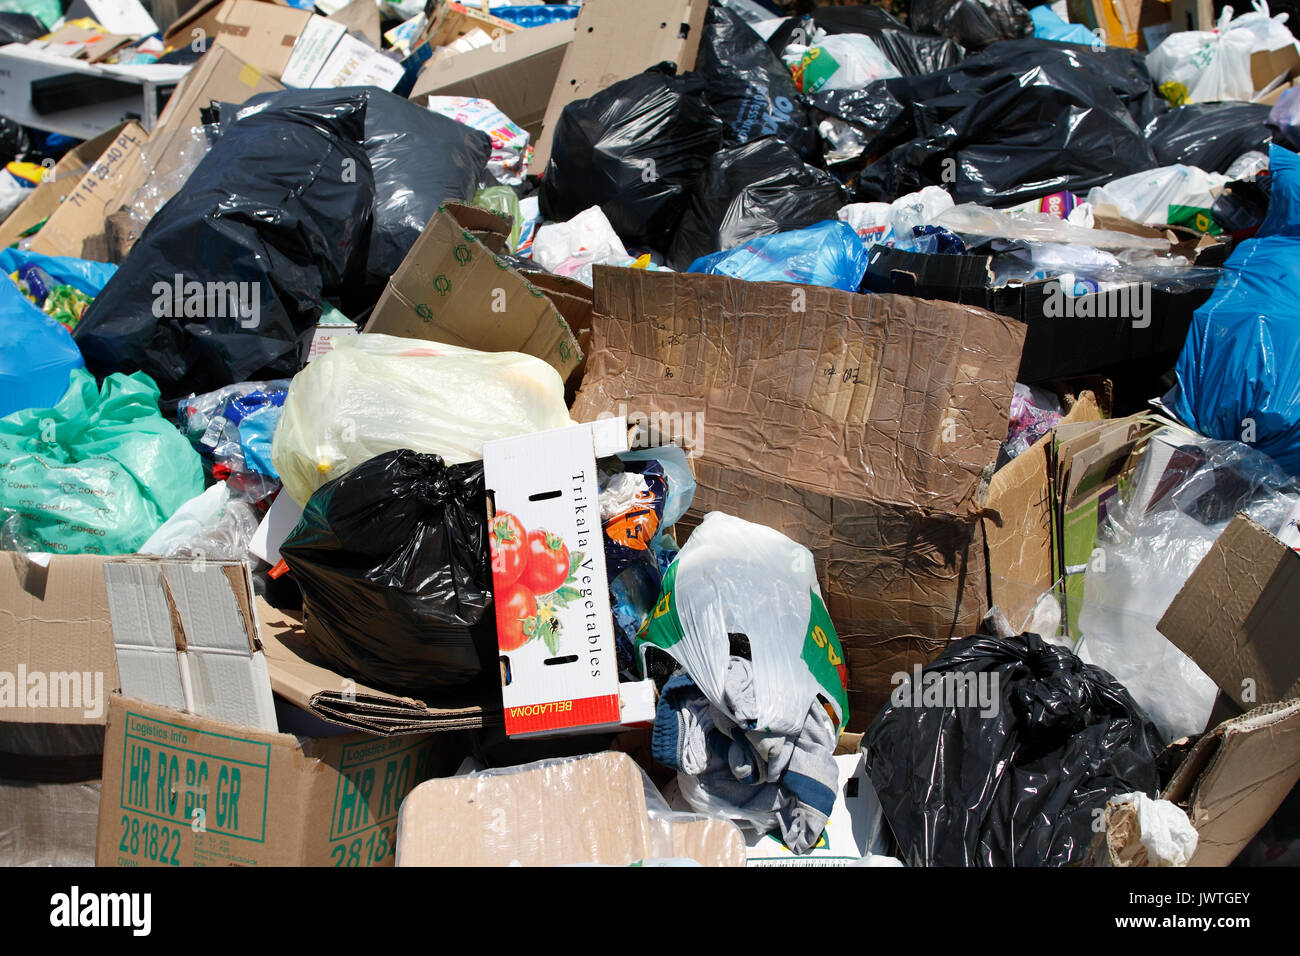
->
xmin=1158 ymin=512 xmax=1300 ymax=710
xmin=257 ymin=598 xmax=491 ymax=735
xmin=1162 ymin=697 xmax=1300 ymax=866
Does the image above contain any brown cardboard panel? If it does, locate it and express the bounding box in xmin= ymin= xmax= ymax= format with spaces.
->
xmin=211 ymin=0 xmax=313 ymax=79
xmin=1162 ymin=697 xmax=1300 ymax=867
xmin=423 ymin=0 xmax=518 ymax=48
xmin=0 ymin=554 xmax=117 ymax=727
xmin=1158 ymin=513 xmax=1300 ymax=710
xmin=257 ymin=598 xmax=494 ymax=735
xmin=96 ymin=694 xmax=463 ymax=866
xmin=328 ymin=0 xmax=381 ymax=48
xmin=571 ymin=268 xmax=1025 ymax=725
xmin=531 ymin=0 xmax=708 ymax=168
xmin=28 ymin=122 xmax=146 ymax=261
xmin=1168 ymin=0 xmax=1212 ymax=30
xmin=363 ymin=203 xmax=581 ymax=379
xmin=1250 ymin=43 xmax=1300 ymax=94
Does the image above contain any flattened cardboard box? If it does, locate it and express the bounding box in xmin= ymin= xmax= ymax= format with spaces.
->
xmin=570 ymin=267 xmax=1025 ymax=725
xmin=1158 ymin=512 xmax=1300 ymax=711
xmin=0 ymin=553 xmax=116 ymax=728
xmin=365 ymin=203 xmax=582 ymax=380
xmin=97 ymin=694 xmax=457 ymax=866
xmin=209 ymin=0 xmax=312 ymax=80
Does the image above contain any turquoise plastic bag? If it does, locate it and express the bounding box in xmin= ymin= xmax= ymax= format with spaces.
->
xmin=687 ymin=220 xmax=869 ymax=292
xmin=0 ymin=370 xmax=205 ymax=554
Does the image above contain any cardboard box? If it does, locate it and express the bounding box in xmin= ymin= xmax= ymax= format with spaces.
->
xmin=103 ymin=558 xmax=278 ymax=733
xmin=207 ymin=0 xmax=313 ymax=79
xmin=0 ymin=553 xmax=117 ymax=728
xmin=257 ymin=598 xmax=495 ymax=735
xmin=395 ymin=751 xmax=746 ymax=866
xmin=570 ymin=267 xmax=1025 ymax=726
xmin=409 ymin=18 xmax=574 ymax=141
xmin=483 ymin=417 xmax=661 ymax=737
xmin=96 ymin=693 xmax=459 ymax=866
xmin=1158 ymin=513 xmax=1300 ymax=711
xmin=27 ymin=121 xmax=145 ymax=260
xmin=1161 ymin=696 xmax=1300 ymax=866
xmin=280 ymin=14 xmax=403 ymax=90
xmin=1250 ymin=43 xmax=1300 ymax=99
xmin=530 ymin=0 xmax=709 ymax=168
xmin=65 ymin=0 xmax=159 ymax=35
xmin=1168 ymin=0 xmax=1213 ymax=31
xmin=364 ymin=202 xmax=582 ymax=381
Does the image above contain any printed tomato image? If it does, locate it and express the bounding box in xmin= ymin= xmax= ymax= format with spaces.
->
xmin=489 ymin=511 xmax=528 ymax=589
xmin=519 ymin=529 xmax=570 ymax=595
xmin=495 ymin=583 xmax=537 ymax=652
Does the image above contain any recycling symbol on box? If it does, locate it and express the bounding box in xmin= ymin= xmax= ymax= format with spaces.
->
xmin=432 ymin=274 xmax=452 ymax=297
xmin=453 ymin=243 xmax=471 ymax=266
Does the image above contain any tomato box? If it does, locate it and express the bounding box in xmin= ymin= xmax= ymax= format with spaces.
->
xmin=483 ymin=417 xmax=657 ymax=737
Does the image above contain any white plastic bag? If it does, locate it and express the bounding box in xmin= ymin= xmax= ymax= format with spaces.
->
xmin=792 ymin=34 xmax=900 ymax=93
xmin=1148 ymin=3 xmax=1300 ymax=103
xmin=531 ymin=206 xmax=630 ymax=276
xmin=137 ymin=482 xmax=260 ymax=560
xmin=1085 ymin=164 xmax=1228 ymax=226
xmin=271 ymin=334 xmax=572 ymax=505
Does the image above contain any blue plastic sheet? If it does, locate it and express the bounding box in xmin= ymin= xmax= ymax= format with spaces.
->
xmin=1169 ymin=143 xmax=1300 ymax=475
xmin=686 ymin=220 xmax=869 ymax=292
xmin=0 ymin=280 xmax=84 ymax=418
xmin=1029 ymin=5 xmax=1098 ymax=45
xmin=0 ymin=248 xmax=117 ymax=296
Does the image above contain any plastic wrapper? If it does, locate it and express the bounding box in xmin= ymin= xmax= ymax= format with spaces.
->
xmin=809 ymin=5 xmax=964 ymax=76
xmin=687 ymin=219 xmax=869 ymax=291
xmin=473 ymin=185 xmax=523 ymax=251
xmin=825 ymin=40 xmax=1160 ymax=206
xmin=1091 ymin=792 xmax=1200 ymax=866
xmin=0 ymin=779 xmax=101 ymax=867
xmin=1001 ymin=382 xmax=1063 ymax=461
xmin=421 ymin=94 xmax=524 ymax=186
xmin=137 ymin=482 xmax=262 ymax=561
xmin=539 ymin=64 xmax=725 ymax=251
xmin=864 ymin=632 xmax=1163 ymax=867
xmin=1169 ymin=142 xmax=1300 ymax=475
xmin=1086 ymin=164 xmax=1228 ymax=231
xmin=75 ymin=90 xmax=376 ymax=399
xmin=667 ymin=137 xmax=845 ymax=270
xmin=280 ymin=450 xmax=493 ymax=694
xmin=177 ymin=380 xmax=290 ymax=486
xmin=0 ymin=370 xmax=204 ymax=555
xmin=790 ymin=34 xmax=901 ymax=92
xmin=909 ymin=0 xmax=1033 ymax=49
xmin=394 ymin=752 xmax=747 ymax=866
xmin=638 ymin=513 xmax=850 ymax=853
xmin=271 ymin=333 xmax=572 ymax=506
xmin=697 ymin=2 xmax=818 ymax=159
xmin=531 ymin=205 xmax=631 ymax=278
xmin=934 ymin=202 xmax=1168 ymax=250
xmin=1077 ymin=427 xmax=1300 ymax=742
xmin=1145 ymin=102 xmax=1273 ymax=173
xmin=112 ymin=124 xmax=212 ymax=259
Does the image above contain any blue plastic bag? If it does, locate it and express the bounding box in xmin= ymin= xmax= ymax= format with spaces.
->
xmin=1168 ymin=143 xmax=1300 ymax=475
xmin=0 ymin=281 xmax=86 ymax=419
xmin=1029 ymin=5 xmax=1099 ymax=46
xmin=686 ymin=220 xmax=869 ymax=292
xmin=0 ymin=248 xmax=117 ymax=296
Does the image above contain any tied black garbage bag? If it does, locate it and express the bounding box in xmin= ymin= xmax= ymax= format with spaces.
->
xmin=75 ymin=90 xmax=374 ymax=399
xmin=909 ymin=0 xmax=1032 ymax=50
xmin=540 ymin=64 xmax=725 ymax=250
xmin=1145 ymin=102 xmax=1273 ymax=174
xmin=697 ymin=2 xmax=818 ymax=160
xmin=864 ymin=632 xmax=1162 ymax=867
xmin=668 ymin=137 xmax=845 ymax=269
xmin=808 ymin=5 xmax=964 ymax=75
xmin=279 ymin=450 xmax=494 ymax=694
xmin=822 ymin=39 xmax=1158 ymax=206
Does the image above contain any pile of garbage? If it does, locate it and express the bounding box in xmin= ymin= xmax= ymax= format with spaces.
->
xmin=0 ymin=0 xmax=1298 ymax=875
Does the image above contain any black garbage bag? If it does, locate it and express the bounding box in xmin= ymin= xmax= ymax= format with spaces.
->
xmin=909 ymin=0 xmax=1032 ymax=49
xmin=1146 ymin=102 xmax=1273 ymax=173
xmin=863 ymin=632 xmax=1163 ymax=867
xmin=0 ymin=117 xmax=28 ymax=166
xmin=539 ymin=63 xmax=725 ymax=250
xmin=279 ymin=450 xmax=494 ymax=694
xmin=811 ymin=5 xmax=964 ymax=74
xmin=668 ymin=137 xmax=845 ymax=268
xmin=75 ymin=90 xmax=374 ymax=399
xmin=213 ymin=87 xmax=490 ymax=290
xmin=0 ymin=12 xmax=47 ymax=44
xmin=820 ymin=39 xmax=1157 ymax=205
xmin=697 ymin=2 xmax=818 ymax=160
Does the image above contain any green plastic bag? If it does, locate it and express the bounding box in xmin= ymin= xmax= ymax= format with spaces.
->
xmin=473 ymin=186 xmax=522 ymax=252
xmin=0 ymin=369 xmax=205 ymax=554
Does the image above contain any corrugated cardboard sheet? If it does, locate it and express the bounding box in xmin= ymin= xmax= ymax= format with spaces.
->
xmin=571 ymin=267 xmax=1025 ymax=726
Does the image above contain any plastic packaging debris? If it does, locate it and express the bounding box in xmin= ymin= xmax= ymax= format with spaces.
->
xmin=933 ymin=203 xmax=1169 ymax=250
xmin=1169 ymin=142 xmax=1300 ymax=475
xmin=176 ymin=381 xmax=290 ymax=496
xmin=909 ymin=0 xmax=1034 ymax=49
xmin=1227 ymin=149 xmax=1271 ymax=180
xmin=1086 ymin=164 xmax=1228 ymax=231
xmin=1269 ymin=85 xmax=1300 ymax=149
xmin=864 ymin=632 xmax=1163 ymax=867
xmin=638 ymin=513 xmax=850 ymax=854
xmin=76 ymin=90 xmax=376 ymax=399
xmin=789 ymin=34 xmax=901 ymax=93
xmin=110 ymin=124 xmax=212 ymax=260
xmin=1001 ymin=383 xmax=1063 ymax=461
xmin=540 ymin=64 xmax=725 ymax=251
xmin=280 ymin=450 xmax=493 ymax=694
xmin=1101 ymin=793 xmax=1200 ymax=866
xmin=1147 ymin=3 xmax=1299 ymax=105
xmin=697 ymin=2 xmax=817 ymax=159
xmin=422 ymin=94 xmax=526 ymax=185
xmin=687 ymin=219 xmax=869 ymax=291
xmin=473 ymin=185 xmax=523 ymax=251
xmin=0 ymin=370 xmax=204 ymax=555
xmin=271 ymin=333 xmax=572 ymax=506
xmin=1146 ymin=102 xmax=1274 ymax=173
xmin=137 ymin=482 xmax=261 ymax=561
xmin=531 ymin=205 xmax=631 ymax=280
xmin=1077 ymin=428 xmax=1300 ymax=742
xmin=809 ymin=4 xmax=964 ymax=76
xmin=668 ymin=137 xmax=845 ymax=270
xmin=1029 ymin=3 xmax=1098 ymax=45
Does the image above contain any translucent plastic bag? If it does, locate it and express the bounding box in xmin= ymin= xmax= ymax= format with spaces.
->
xmin=0 ymin=370 xmax=205 ymax=554
xmin=1077 ymin=428 xmax=1300 ymax=743
xmin=1147 ymin=4 xmax=1296 ymax=104
xmin=791 ymin=34 xmax=901 ymax=92
xmin=1086 ymin=164 xmax=1228 ymax=229
xmin=137 ymin=482 xmax=261 ymax=561
xmin=271 ymin=334 xmax=572 ymax=505
xmin=686 ymin=219 xmax=869 ymax=291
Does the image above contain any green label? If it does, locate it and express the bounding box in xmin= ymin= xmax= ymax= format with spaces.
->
xmin=800 ymin=47 xmax=841 ymax=94
xmin=636 ymin=561 xmax=684 ymax=652
xmin=800 ymin=590 xmax=849 ymax=727
xmin=1167 ymin=204 xmax=1221 ymax=235
xmin=326 ymin=736 xmax=436 ymax=867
